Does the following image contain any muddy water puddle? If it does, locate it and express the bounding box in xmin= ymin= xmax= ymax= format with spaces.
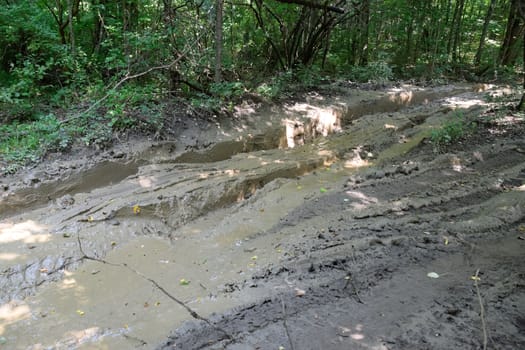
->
xmin=0 ymin=84 xmax=490 ymax=349
xmin=3 ymin=163 xmax=354 ymax=349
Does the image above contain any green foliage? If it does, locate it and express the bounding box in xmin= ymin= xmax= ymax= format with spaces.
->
xmin=430 ymin=112 xmax=477 ymax=152
xmin=348 ymin=62 xmax=393 ymax=83
xmin=0 ymin=114 xmax=73 ymax=173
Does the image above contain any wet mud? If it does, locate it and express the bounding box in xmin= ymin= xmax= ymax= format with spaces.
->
xmin=1 ymin=83 xmax=524 ymax=349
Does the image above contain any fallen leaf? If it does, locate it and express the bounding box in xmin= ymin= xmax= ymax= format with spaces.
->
xmin=76 ymin=309 xmax=85 ymax=316
xmin=278 ymin=347 xmax=285 ymax=350
xmin=251 ymin=255 xmax=258 ymax=261
xmin=320 ymin=187 xmax=327 ymax=193
xmin=443 ymin=236 xmax=449 ymax=245
xmin=295 ymin=288 xmax=306 ymax=297
xmin=63 ymin=233 xmax=71 ymax=238
xmin=87 ymin=215 xmax=94 ymax=222
xmin=427 ymin=272 xmax=440 ymax=279
xmin=470 ymin=275 xmax=481 ymax=281
xmin=155 ymin=301 xmax=161 ymax=306
xmin=132 ymin=205 xmax=141 ymax=215
xmin=179 ymin=278 xmax=190 ymax=286
xmin=297 ymin=185 xmax=302 ymax=190
xmin=39 ymin=268 xmax=48 ymax=273
xmin=111 ymin=241 xmax=117 ymax=246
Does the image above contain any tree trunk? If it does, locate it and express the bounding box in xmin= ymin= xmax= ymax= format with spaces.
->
xmin=499 ymin=0 xmax=523 ymax=66
xmin=474 ymin=0 xmax=497 ymax=66
xmin=215 ymin=0 xmax=223 ymax=83
xmin=67 ymin=0 xmax=75 ymax=53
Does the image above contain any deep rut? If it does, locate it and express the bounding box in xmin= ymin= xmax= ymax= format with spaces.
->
xmin=1 ymin=84 xmax=523 ymax=349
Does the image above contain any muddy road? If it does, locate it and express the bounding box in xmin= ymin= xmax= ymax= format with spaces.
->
xmin=0 ymin=84 xmax=524 ymax=349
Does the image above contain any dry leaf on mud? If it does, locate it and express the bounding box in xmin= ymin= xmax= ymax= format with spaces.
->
xmin=132 ymin=205 xmax=141 ymax=214
xmin=179 ymin=278 xmax=190 ymax=286
xmin=427 ymin=272 xmax=440 ymax=279
xmin=295 ymin=288 xmax=306 ymax=297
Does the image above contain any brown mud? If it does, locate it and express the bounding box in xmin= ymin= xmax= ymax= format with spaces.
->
xmin=0 ymin=83 xmax=524 ymax=349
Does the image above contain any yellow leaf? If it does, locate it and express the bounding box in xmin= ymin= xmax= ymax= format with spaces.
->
xmin=251 ymin=255 xmax=258 ymax=261
xmin=76 ymin=309 xmax=85 ymax=316
xmin=87 ymin=215 xmax=94 ymax=222
xmin=444 ymin=236 xmax=449 ymax=245
xmin=470 ymin=275 xmax=481 ymax=281
xmin=179 ymin=278 xmax=190 ymax=286
xmin=133 ymin=205 xmax=141 ymax=214
xmin=297 ymin=185 xmax=302 ymax=190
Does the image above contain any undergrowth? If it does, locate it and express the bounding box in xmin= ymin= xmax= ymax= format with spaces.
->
xmin=430 ymin=111 xmax=477 ymax=153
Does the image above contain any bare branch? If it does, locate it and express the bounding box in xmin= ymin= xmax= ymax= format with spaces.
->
xmin=274 ymin=0 xmax=345 ymax=14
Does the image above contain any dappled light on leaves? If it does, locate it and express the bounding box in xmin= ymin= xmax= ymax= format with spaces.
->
xmin=0 ymin=220 xmax=50 ymax=244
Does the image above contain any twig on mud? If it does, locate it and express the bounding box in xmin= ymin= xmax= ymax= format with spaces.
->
xmin=473 ymin=269 xmax=488 ymax=350
xmin=280 ymin=296 xmax=296 ymax=350
xmin=75 ymin=234 xmax=234 ymax=343
xmin=343 ymin=272 xmax=364 ymax=304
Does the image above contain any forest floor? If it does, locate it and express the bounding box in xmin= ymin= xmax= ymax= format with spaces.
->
xmin=0 ymin=82 xmax=524 ymax=350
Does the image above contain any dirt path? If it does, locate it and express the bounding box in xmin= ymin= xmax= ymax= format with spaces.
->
xmin=1 ymin=83 xmax=524 ymax=349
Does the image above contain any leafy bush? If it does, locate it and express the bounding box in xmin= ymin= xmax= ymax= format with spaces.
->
xmin=0 ymin=114 xmax=73 ymax=173
xmin=430 ymin=112 xmax=477 ymax=152
xmin=348 ymin=61 xmax=393 ymax=83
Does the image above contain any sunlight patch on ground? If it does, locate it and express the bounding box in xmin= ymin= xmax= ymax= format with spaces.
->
xmin=388 ymin=90 xmax=414 ymax=105
xmin=0 ymin=301 xmax=31 ymax=335
xmin=0 ymin=253 xmax=20 ymax=261
xmin=0 ymin=220 xmax=50 ymax=244
xmin=137 ymin=175 xmax=157 ymax=188
xmin=346 ymin=191 xmax=378 ymax=210
xmin=444 ymin=96 xmax=486 ymax=108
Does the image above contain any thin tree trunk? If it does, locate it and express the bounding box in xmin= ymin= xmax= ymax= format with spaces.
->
xmin=67 ymin=0 xmax=75 ymax=53
xmin=215 ymin=0 xmax=223 ymax=83
xmin=474 ymin=0 xmax=497 ymax=66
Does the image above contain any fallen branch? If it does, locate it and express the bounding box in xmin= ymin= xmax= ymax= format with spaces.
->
xmin=76 ymin=233 xmax=234 ymax=342
xmin=281 ymin=296 xmax=296 ymax=350
xmin=473 ymin=269 xmax=488 ymax=350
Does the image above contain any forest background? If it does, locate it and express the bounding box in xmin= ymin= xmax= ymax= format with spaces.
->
xmin=0 ymin=0 xmax=524 ymax=173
